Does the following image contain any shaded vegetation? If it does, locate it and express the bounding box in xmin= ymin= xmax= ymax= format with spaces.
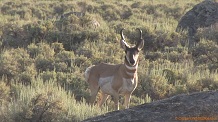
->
xmin=0 ymin=0 xmax=217 ymax=121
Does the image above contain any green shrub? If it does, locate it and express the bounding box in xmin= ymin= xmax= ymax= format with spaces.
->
xmin=51 ymin=42 xmax=65 ymax=54
xmin=55 ymin=50 xmax=75 ymax=66
xmin=53 ymin=62 xmax=68 ymax=72
xmin=30 ymin=43 xmax=56 ymax=71
xmin=35 ymin=55 xmax=54 ymax=71
xmin=138 ymin=75 xmax=171 ymax=100
xmin=100 ymin=4 xmax=121 ymax=21
xmin=28 ymin=43 xmax=55 ymax=58
xmin=40 ymin=71 xmax=57 ymax=82
xmin=74 ymin=55 xmax=91 ymax=70
xmin=198 ymin=78 xmax=218 ymax=91
xmin=0 ymin=0 xmax=218 ymax=120
xmin=0 ymin=48 xmax=36 ymax=84
xmin=195 ymin=23 xmax=218 ymax=43
xmin=4 ymin=77 xmax=108 ymax=122
xmin=0 ymin=81 xmax=10 ymax=104
xmin=18 ymin=93 xmax=66 ymax=122
xmin=192 ymin=39 xmax=218 ymax=71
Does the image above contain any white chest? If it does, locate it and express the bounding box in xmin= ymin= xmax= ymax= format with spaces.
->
xmin=98 ymin=76 xmax=136 ymax=95
xmin=120 ymin=78 xmax=136 ymax=94
xmin=99 ymin=76 xmax=114 ymax=94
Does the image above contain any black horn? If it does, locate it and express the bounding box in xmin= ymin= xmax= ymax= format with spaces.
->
xmin=136 ymin=28 xmax=142 ymax=39
xmin=120 ymin=28 xmax=125 ymax=40
xmin=136 ymin=28 xmax=144 ymax=50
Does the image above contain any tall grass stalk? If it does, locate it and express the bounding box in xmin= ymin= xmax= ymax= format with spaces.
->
xmin=5 ymin=77 xmax=108 ymax=121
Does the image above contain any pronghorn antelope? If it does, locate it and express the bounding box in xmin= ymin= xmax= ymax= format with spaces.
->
xmin=85 ymin=28 xmax=144 ymax=110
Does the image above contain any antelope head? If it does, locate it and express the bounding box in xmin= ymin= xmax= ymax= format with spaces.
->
xmin=120 ymin=28 xmax=144 ymax=66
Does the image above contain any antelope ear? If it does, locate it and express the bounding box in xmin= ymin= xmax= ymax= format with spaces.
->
xmin=120 ymin=39 xmax=129 ymax=50
xmin=136 ymin=39 xmax=144 ymax=51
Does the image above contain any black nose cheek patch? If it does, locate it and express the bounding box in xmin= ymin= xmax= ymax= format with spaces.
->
xmin=129 ymin=54 xmax=135 ymax=65
xmin=126 ymin=49 xmax=138 ymax=66
xmin=130 ymin=60 xmax=135 ymax=65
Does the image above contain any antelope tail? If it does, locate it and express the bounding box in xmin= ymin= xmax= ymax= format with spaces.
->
xmin=84 ymin=65 xmax=94 ymax=82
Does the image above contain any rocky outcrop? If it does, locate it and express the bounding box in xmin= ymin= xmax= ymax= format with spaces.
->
xmin=176 ymin=0 xmax=218 ymax=47
xmin=83 ymin=91 xmax=218 ymax=122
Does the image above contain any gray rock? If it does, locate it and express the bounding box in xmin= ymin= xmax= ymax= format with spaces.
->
xmin=176 ymin=0 xmax=218 ymax=47
xmin=83 ymin=91 xmax=218 ymax=122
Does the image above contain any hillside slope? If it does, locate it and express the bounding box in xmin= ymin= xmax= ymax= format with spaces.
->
xmin=0 ymin=0 xmax=218 ymax=121
xmin=84 ymin=91 xmax=218 ymax=122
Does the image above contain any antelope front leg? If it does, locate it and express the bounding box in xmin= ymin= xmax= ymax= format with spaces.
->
xmin=124 ymin=93 xmax=131 ymax=109
xmin=98 ymin=92 xmax=109 ymax=108
xmin=89 ymin=91 xmax=98 ymax=105
xmin=113 ymin=93 xmax=120 ymax=110
xmin=89 ymin=85 xmax=99 ymax=105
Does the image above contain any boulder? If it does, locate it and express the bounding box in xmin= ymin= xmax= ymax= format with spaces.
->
xmin=83 ymin=91 xmax=218 ymax=122
xmin=176 ymin=0 xmax=218 ymax=47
